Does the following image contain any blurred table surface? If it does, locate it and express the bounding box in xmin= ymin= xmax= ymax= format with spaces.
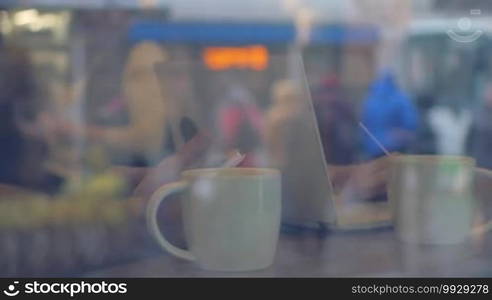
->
xmin=87 ymin=224 xmax=492 ymax=277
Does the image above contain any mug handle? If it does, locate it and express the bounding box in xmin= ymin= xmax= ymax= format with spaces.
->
xmin=472 ymin=168 xmax=492 ymax=236
xmin=146 ymin=181 xmax=196 ymax=261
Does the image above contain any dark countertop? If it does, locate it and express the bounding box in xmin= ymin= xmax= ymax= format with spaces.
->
xmin=87 ymin=225 xmax=492 ymax=277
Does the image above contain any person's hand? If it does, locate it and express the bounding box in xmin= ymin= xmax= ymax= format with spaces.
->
xmin=131 ymin=132 xmax=211 ymax=209
xmin=339 ymin=154 xmax=397 ymax=203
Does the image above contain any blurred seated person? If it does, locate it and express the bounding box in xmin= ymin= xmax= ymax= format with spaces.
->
xmin=0 ymin=39 xmax=193 ymax=199
xmin=0 ymin=36 xmax=62 ymax=194
xmin=361 ymin=71 xmax=418 ymax=159
xmin=265 ymin=80 xmax=393 ymax=203
xmin=58 ymin=42 xmax=174 ymax=167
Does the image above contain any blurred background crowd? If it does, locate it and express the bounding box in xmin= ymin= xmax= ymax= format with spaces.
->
xmin=1 ymin=0 xmax=492 ymax=276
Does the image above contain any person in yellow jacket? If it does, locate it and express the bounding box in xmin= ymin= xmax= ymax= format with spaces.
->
xmin=59 ymin=42 xmax=172 ymax=166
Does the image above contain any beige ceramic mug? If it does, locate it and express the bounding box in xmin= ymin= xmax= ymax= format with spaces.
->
xmin=389 ymin=155 xmax=492 ymax=244
xmin=146 ymin=167 xmax=281 ymax=271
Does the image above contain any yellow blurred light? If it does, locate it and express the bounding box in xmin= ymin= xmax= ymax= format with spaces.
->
xmin=13 ymin=9 xmax=61 ymax=32
xmin=14 ymin=9 xmax=38 ymax=26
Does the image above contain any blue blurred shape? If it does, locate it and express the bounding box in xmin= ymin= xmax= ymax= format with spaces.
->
xmin=128 ymin=22 xmax=379 ymax=45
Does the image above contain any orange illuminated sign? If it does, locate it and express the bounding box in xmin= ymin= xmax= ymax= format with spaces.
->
xmin=203 ymin=45 xmax=269 ymax=71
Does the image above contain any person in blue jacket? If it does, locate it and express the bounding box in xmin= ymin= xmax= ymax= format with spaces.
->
xmin=361 ymin=71 xmax=419 ymax=159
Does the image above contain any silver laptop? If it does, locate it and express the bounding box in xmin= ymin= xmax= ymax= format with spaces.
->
xmin=279 ymin=55 xmax=391 ymax=230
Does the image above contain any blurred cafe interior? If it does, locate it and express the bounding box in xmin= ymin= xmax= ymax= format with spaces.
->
xmin=2 ymin=0 xmax=492 ymax=277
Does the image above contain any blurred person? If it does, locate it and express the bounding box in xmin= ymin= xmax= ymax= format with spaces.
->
xmin=78 ymin=10 xmax=133 ymax=126
xmin=59 ymin=42 xmax=175 ymax=167
xmin=15 ymin=41 xmax=198 ymax=198
xmin=0 ymin=35 xmax=62 ymax=194
xmin=216 ymin=84 xmax=263 ymax=167
xmin=361 ymin=71 xmax=418 ymax=159
xmin=265 ymin=79 xmax=393 ymax=203
xmin=311 ymin=75 xmax=357 ymax=164
xmin=51 ymin=41 xmax=213 ymax=209
xmin=265 ymin=80 xmax=302 ymax=168
xmin=468 ymin=82 xmax=492 ymax=169
xmin=429 ymin=102 xmax=472 ymax=156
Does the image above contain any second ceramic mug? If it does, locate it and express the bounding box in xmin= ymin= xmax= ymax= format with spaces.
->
xmin=389 ymin=155 xmax=492 ymax=244
xmin=146 ymin=167 xmax=281 ymax=271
